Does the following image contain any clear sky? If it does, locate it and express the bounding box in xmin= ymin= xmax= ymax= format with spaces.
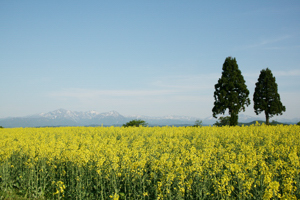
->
xmin=1 ymin=1 xmax=300 ymax=120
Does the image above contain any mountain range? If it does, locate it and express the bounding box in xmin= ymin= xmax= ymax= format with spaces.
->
xmin=0 ymin=109 xmax=298 ymax=128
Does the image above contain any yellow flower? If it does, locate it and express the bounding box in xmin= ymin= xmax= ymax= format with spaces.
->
xmin=143 ymin=192 xmax=148 ymax=196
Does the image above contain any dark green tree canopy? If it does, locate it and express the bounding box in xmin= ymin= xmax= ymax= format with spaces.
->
xmin=123 ymin=119 xmax=148 ymax=127
xmin=213 ymin=116 xmax=230 ymax=127
xmin=253 ymin=68 xmax=286 ymax=125
xmin=212 ymin=57 xmax=250 ymax=126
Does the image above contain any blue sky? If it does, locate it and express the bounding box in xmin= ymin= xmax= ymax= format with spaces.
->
xmin=1 ymin=1 xmax=300 ymax=120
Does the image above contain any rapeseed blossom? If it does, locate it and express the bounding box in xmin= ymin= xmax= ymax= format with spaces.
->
xmin=0 ymin=124 xmax=299 ymax=199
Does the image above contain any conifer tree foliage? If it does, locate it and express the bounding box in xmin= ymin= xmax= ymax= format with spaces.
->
xmin=253 ymin=68 xmax=286 ymax=125
xmin=212 ymin=57 xmax=250 ymax=126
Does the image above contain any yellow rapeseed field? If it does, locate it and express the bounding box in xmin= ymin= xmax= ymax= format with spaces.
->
xmin=0 ymin=124 xmax=299 ymax=199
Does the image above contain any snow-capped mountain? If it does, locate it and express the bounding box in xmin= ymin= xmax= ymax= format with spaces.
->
xmin=100 ymin=110 xmax=121 ymax=118
xmin=36 ymin=109 xmax=82 ymax=120
xmin=34 ymin=109 xmax=120 ymax=121
xmin=0 ymin=109 xmax=126 ymax=128
xmin=0 ymin=109 xmax=200 ymax=128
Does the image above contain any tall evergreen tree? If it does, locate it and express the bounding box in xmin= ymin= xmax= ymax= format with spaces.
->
xmin=253 ymin=68 xmax=286 ymax=125
xmin=212 ymin=57 xmax=250 ymax=126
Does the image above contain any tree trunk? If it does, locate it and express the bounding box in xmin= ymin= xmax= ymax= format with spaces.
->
xmin=230 ymin=113 xmax=238 ymax=126
xmin=265 ymin=112 xmax=270 ymax=125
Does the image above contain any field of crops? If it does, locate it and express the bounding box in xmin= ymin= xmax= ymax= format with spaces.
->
xmin=0 ymin=124 xmax=300 ymax=199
